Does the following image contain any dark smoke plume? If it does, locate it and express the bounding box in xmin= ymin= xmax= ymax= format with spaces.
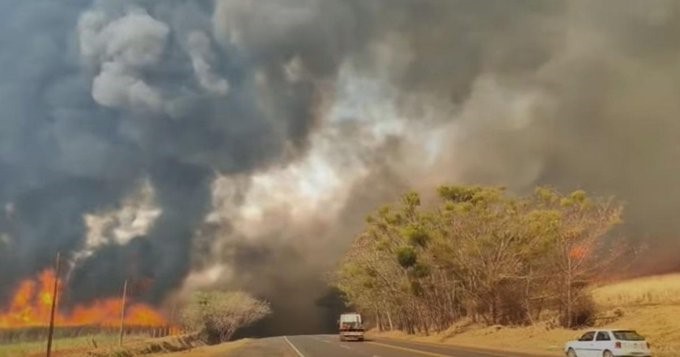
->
xmin=1 ymin=0 xmax=680 ymax=334
xmin=0 ymin=0 xmax=362 ymax=304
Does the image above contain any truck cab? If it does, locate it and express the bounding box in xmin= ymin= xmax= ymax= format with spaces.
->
xmin=338 ymin=312 xmax=364 ymax=341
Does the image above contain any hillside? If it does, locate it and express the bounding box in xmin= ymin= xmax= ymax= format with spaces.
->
xmin=591 ymin=273 xmax=680 ymax=357
xmin=591 ymin=273 xmax=680 ymax=307
xmin=371 ymin=274 xmax=680 ymax=357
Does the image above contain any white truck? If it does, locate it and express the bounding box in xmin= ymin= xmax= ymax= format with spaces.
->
xmin=338 ymin=312 xmax=364 ymax=341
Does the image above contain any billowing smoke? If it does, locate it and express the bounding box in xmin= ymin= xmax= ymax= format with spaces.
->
xmin=0 ymin=0 xmax=355 ymax=305
xmin=1 ymin=0 xmax=679 ymax=335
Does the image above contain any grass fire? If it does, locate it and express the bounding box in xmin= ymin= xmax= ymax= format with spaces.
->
xmin=0 ymin=269 xmax=168 ymax=331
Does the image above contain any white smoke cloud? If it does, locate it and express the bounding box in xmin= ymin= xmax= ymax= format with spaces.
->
xmin=80 ymin=179 xmax=161 ymax=261
xmin=178 ymin=264 xmax=231 ymax=296
xmin=78 ymin=8 xmax=169 ymax=112
xmin=194 ymin=67 xmax=410 ymax=284
xmin=92 ymin=62 xmax=164 ymax=111
xmin=208 ymin=148 xmax=349 ymax=240
xmin=213 ymin=0 xmax=319 ymax=51
xmin=186 ymin=31 xmax=229 ymax=96
xmin=79 ymin=8 xmax=169 ymax=68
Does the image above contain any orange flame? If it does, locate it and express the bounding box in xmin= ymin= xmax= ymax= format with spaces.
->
xmin=0 ymin=269 xmax=168 ymax=328
xmin=569 ymin=243 xmax=591 ymax=260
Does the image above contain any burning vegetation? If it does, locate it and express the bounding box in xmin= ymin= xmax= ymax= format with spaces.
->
xmin=0 ymin=269 xmax=167 ymax=329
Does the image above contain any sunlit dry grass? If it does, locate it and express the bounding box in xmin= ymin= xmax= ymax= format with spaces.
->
xmin=589 ymin=274 xmax=680 ymax=357
xmin=0 ymin=334 xmax=121 ymax=357
xmin=372 ymin=274 xmax=680 ymax=357
xmin=591 ymin=273 xmax=680 ymax=308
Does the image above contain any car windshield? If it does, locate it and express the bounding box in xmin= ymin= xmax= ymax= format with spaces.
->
xmin=612 ymin=330 xmax=645 ymax=341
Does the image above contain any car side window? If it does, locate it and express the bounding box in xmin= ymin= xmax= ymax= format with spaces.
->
xmin=579 ymin=331 xmax=595 ymax=341
xmin=596 ymin=332 xmax=611 ymax=341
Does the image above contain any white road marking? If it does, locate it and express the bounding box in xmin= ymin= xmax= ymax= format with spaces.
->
xmin=311 ymin=336 xmax=333 ymax=345
xmin=284 ymin=336 xmax=305 ymax=357
xmin=368 ymin=341 xmax=450 ymax=356
xmin=340 ymin=344 xmax=352 ymax=350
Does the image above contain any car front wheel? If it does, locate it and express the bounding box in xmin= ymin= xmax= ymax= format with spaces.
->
xmin=603 ymin=351 xmax=613 ymax=357
xmin=567 ymin=348 xmax=577 ymax=357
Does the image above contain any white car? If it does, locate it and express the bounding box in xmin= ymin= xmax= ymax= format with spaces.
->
xmin=565 ymin=329 xmax=652 ymax=357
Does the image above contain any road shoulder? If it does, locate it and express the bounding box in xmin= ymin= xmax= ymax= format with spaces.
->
xmin=370 ymin=333 xmax=563 ymax=356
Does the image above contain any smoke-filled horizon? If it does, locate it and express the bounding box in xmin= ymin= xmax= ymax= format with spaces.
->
xmin=1 ymin=0 xmax=679 ymax=334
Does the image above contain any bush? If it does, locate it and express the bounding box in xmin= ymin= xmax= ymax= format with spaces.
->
xmin=569 ymin=294 xmax=596 ymax=327
xmin=181 ymin=291 xmax=271 ymax=344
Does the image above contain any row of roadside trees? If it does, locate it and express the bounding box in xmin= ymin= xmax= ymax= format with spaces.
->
xmin=335 ymin=185 xmax=623 ymax=334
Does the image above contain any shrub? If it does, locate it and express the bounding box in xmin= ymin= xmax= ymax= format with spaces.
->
xmin=181 ymin=291 xmax=271 ymax=344
xmin=569 ymin=294 xmax=597 ymax=327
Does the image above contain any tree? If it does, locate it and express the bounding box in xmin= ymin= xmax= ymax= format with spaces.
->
xmin=433 ymin=186 xmax=557 ymax=325
xmin=335 ymin=185 xmax=623 ymax=333
xmin=181 ymin=291 xmax=271 ymax=344
xmin=533 ymin=188 xmax=622 ymax=327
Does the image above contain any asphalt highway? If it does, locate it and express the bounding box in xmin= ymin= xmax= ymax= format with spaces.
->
xmin=225 ymin=334 xmax=554 ymax=357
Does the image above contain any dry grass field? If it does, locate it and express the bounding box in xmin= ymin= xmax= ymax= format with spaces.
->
xmin=0 ymin=334 xmax=196 ymax=357
xmin=590 ymin=274 xmax=680 ymax=357
xmin=372 ymin=273 xmax=680 ymax=357
xmin=591 ymin=273 xmax=680 ymax=307
xmin=0 ymin=334 xmax=123 ymax=357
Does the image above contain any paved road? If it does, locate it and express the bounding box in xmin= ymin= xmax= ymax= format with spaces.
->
xmin=227 ymin=334 xmax=554 ymax=357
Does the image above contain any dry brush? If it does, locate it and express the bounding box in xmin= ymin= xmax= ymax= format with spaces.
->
xmin=335 ymin=185 xmax=623 ymax=334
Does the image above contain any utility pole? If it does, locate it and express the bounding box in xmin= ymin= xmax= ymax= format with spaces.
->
xmin=46 ymin=252 xmax=61 ymax=357
xmin=119 ymin=279 xmax=128 ymax=346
